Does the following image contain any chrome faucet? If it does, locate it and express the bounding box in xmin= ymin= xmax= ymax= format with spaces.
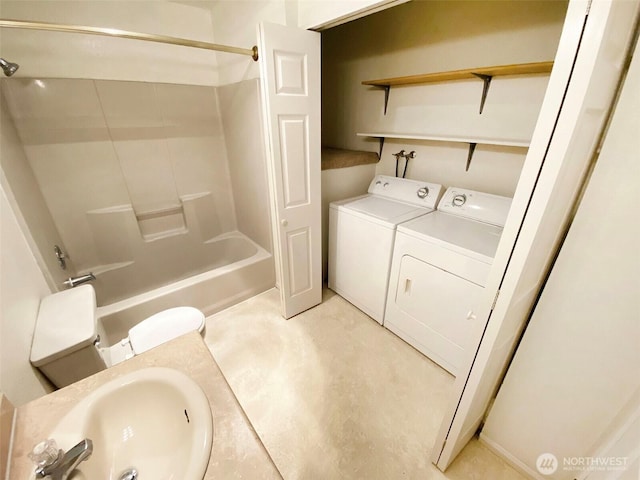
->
xmin=33 ymin=439 xmax=93 ymax=480
xmin=63 ymin=273 xmax=96 ymax=288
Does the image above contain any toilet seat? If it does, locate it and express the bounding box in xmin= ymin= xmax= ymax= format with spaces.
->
xmin=127 ymin=306 xmax=205 ymax=355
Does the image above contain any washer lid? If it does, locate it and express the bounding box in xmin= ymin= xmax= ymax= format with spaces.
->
xmin=349 ymin=195 xmax=429 ymax=220
xmin=398 ymin=211 xmax=505 ymax=263
xmin=31 ymin=285 xmax=98 ymax=367
xmin=129 ymin=306 xmax=205 ymax=355
xmin=334 ymin=195 xmax=433 ymax=227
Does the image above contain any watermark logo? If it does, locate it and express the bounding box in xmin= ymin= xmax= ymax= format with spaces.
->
xmin=536 ymin=452 xmax=629 ymax=475
xmin=536 ymin=453 xmax=558 ymax=475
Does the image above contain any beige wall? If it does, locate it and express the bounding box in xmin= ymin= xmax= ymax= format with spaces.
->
xmin=0 ymin=183 xmax=54 ymax=406
xmin=209 ymin=0 xmax=288 ymax=85
xmin=0 ymin=84 xmax=71 ymax=289
xmin=322 ymin=0 xmax=568 ymax=197
xmin=1 ymin=74 xmax=58 ymax=405
xmin=0 ymin=0 xmax=220 ymax=85
xmin=208 ymin=0 xmax=401 ymax=84
xmin=218 ymin=79 xmax=273 ymax=252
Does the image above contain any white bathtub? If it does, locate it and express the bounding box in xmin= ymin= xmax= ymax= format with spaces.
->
xmin=96 ymin=232 xmax=275 ymax=346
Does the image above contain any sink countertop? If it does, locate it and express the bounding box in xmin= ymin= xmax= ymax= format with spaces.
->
xmin=9 ymin=331 xmax=282 ymax=480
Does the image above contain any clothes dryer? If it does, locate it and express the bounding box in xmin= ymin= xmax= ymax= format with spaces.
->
xmin=328 ymin=175 xmax=442 ymax=324
xmin=384 ymin=187 xmax=512 ymax=375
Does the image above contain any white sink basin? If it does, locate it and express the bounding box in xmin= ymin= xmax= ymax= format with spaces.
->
xmin=46 ymin=367 xmax=212 ymax=480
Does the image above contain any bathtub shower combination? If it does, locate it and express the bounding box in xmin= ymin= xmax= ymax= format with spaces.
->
xmin=1 ymin=76 xmax=276 ymax=347
xmin=97 ymin=232 xmax=274 ymax=347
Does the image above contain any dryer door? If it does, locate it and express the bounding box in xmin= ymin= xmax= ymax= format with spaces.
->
xmin=386 ymin=255 xmax=483 ymax=376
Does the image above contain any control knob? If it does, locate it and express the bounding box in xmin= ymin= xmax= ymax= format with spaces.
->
xmin=452 ymin=194 xmax=467 ymax=206
xmin=417 ymin=187 xmax=429 ymax=199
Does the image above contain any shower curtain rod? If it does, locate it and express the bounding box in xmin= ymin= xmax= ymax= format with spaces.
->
xmin=0 ymin=18 xmax=259 ymax=61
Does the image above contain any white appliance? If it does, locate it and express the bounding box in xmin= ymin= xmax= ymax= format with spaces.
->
xmin=328 ymin=175 xmax=443 ymax=324
xmin=384 ymin=187 xmax=512 ymax=375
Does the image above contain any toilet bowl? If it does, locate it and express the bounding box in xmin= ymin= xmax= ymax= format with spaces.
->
xmin=30 ymin=285 xmax=205 ymax=388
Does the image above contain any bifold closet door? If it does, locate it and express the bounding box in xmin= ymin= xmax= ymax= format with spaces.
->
xmin=258 ymin=22 xmax=322 ymax=319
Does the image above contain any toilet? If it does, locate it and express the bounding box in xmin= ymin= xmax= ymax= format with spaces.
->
xmin=30 ymin=285 xmax=205 ymax=388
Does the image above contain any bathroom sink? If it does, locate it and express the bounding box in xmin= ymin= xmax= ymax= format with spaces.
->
xmin=44 ymin=367 xmax=212 ymax=480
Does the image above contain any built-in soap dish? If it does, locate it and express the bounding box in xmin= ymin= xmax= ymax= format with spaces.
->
xmin=135 ymin=205 xmax=188 ymax=241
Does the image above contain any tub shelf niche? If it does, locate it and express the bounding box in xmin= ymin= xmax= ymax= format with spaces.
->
xmin=79 ymin=261 xmax=135 ymax=276
xmin=87 ymin=192 xmax=222 ymax=248
xmin=135 ymin=205 xmax=188 ymax=242
xmin=135 ymin=191 xmax=223 ymax=243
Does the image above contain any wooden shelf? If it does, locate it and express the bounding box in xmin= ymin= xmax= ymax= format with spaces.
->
xmin=362 ymin=61 xmax=554 ymax=87
xmin=362 ymin=61 xmax=554 ymax=114
xmin=357 ymin=132 xmax=529 ymax=171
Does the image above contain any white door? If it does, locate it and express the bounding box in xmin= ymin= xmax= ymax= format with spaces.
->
xmin=258 ymin=22 xmax=322 ymax=319
xmin=431 ymin=0 xmax=640 ymax=469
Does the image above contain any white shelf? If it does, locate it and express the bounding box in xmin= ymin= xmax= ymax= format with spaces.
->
xmin=357 ymin=132 xmax=529 ymax=171
xmin=357 ymin=132 xmax=530 ymax=148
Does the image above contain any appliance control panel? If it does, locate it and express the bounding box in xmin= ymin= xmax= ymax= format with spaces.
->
xmin=438 ymin=187 xmax=513 ymax=226
xmin=368 ymin=175 xmax=443 ymax=209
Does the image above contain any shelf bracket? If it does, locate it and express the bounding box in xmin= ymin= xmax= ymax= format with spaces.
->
xmin=466 ymin=143 xmax=477 ymax=171
xmin=377 ymin=137 xmax=385 ymax=158
xmin=382 ymin=86 xmax=391 ymax=115
xmin=472 ymin=73 xmax=492 ymax=114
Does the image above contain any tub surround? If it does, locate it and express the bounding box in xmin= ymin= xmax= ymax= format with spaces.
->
xmin=0 ymin=78 xmax=250 ymax=304
xmin=7 ymin=332 xmax=282 ymax=480
xmin=96 ymin=235 xmax=275 ymax=345
xmin=218 ymin=79 xmax=273 ymax=253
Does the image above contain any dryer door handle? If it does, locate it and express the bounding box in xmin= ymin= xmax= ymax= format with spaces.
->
xmin=403 ymin=277 xmax=412 ymax=295
xmin=466 ymin=310 xmax=477 ymax=321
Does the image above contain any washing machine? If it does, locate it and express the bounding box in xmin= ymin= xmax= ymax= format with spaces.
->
xmin=384 ymin=187 xmax=512 ymax=375
xmin=328 ymin=175 xmax=443 ymax=324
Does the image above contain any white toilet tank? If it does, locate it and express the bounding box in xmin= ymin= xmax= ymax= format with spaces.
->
xmin=30 ymin=285 xmax=106 ymax=388
xmin=31 ymin=285 xmax=207 ymax=388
